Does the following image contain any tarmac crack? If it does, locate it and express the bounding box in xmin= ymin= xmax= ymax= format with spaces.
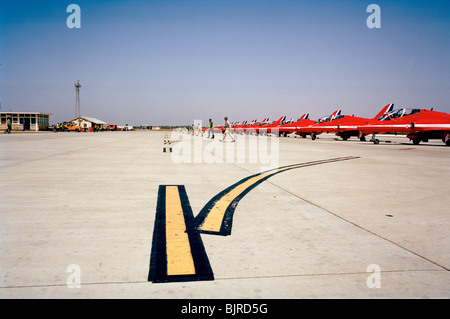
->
xmin=213 ymin=268 xmax=448 ymax=282
xmin=2 ymin=269 xmax=447 ymax=289
xmin=230 ymin=162 xmax=449 ymax=272
xmin=0 ymin=280 xmax=150 ymax=289
xmin=268 ymin=181 xmax=449 ymax=272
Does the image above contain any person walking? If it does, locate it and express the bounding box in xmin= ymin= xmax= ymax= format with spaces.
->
xmin=5 ymin=117 xmax=12 ymax=134
xmin=197 ymin=122 xmax=203 ymax=137
xmin=207 ymin=118 xmax=214 ymax=139
xmin=222 ymin=116 xmax=235 ymax=142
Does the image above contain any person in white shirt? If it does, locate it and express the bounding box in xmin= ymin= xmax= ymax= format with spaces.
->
xmin=222 ymin=116 xmax=235 ymax=142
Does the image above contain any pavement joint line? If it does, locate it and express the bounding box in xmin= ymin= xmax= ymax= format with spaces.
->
xmin=228 ymin=159 xmax=449 ymax=272
xmin=264 ymin=178 xmax=450 ymax=272
xmin=213 ymin=268 xmax=448 ymax=281
xmin=0 ymin=281 xmax=150 ymax=289
xmin=2 ymin=269 xmax=446 ymax=290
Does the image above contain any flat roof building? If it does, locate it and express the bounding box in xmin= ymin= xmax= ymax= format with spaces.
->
xmin=1 ymin=112 xmax=52 ymax=132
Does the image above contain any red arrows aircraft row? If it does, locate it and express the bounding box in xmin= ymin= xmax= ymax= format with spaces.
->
xmin=208 ymin=104 xmax=450 ymax=146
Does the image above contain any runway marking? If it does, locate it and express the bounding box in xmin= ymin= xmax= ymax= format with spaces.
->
xmin=165 ymin=186 xmax=195 ymax=275
xmin=195 ymin=156 xmax=360 ymax=236
xmin=148 ymin=185 xmax=214 ymax=283
xmin=163 ymin=134 xmax=173 ymax=152
xmin=148 ymin=157 xmax=359 ymax=283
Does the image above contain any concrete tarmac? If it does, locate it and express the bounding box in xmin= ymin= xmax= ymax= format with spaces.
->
xmin=0 ymin=130 xmax=449 ymax=298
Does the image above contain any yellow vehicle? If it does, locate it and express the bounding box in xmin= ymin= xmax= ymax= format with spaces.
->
xmin=63 ymin=122 xmax=83 ymax=132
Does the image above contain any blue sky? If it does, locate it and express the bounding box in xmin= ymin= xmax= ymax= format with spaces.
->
xmin=1 ymin=0 xmax=449 ymax=125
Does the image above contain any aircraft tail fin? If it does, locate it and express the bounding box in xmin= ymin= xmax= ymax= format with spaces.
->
xmin=330 ymin=109 xmax=341 ymax=120
xmin=373 ymin=103 xmax=394 ymax=119
xmin=275 ymin=116 xmax=286 ymax=124
xmin=300 ymin=113 xmax=310 ymax=120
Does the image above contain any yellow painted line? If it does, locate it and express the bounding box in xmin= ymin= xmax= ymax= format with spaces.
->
xmin=200 ymin=157 xmax=358 ymax=233
xmin=200 ymin=173 xmax=270 ymax=232
xmin=165 ymin=186 xmax=196 ymax=276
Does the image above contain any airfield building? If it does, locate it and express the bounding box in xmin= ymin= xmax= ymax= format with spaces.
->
xmin=0 ymin=112 xmax=52 ymax=131
xmin=70 ymin=116 xmax=108 ymax=131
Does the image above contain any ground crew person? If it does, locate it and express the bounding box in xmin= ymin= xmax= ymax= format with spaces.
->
xmin=197 ymin=122 xmax=203 ymax=137
xmin=222 ymin=116 xmax=235 ymax=142
xmin=207 ymin=119 xmax=214 ymax=139
xmin=5 ymin=117 xmax=12 ymax=134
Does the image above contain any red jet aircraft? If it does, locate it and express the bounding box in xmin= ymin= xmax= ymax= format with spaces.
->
xmin=301 ymin=104 xmax=394 ymax=141
xmin=230 ymin=120 xmax=247 ymax=132
xmin=278 ymin=113 xmax=316 ymax=137
xmin=255 ymin=116 xmax=287 ymax=135
xmin=230 ymin=119 xmax=255 ymax=134
xmin=294 ymin=109 xmax=341 ymax=140
xmin=358 ymin=107 xmax=450 ymax=146
xmin=242 ymin=118 xmax=270 ymax=134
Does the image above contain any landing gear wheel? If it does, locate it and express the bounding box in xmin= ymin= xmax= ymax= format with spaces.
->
xmin=311 ymin=133 xmax=316 ymax=140
xmin=373 ymin=139 xmax=380 ymax=144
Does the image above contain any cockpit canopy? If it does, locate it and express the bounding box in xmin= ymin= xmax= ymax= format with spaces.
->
xmin=315 ymin=114 xmax=345 ymax=123
xmin=378 ymin=108 xmax=421 ymax=121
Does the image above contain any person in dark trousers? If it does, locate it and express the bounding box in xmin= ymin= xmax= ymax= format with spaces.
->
xmin=5 ymin=117 xmax=12 ymax=134
xmin=207 ymin=118 xmax=214 ymax=139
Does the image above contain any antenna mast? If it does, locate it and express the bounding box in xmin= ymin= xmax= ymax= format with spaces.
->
xmin=74 ymin=80 xmax=81 ymax=118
